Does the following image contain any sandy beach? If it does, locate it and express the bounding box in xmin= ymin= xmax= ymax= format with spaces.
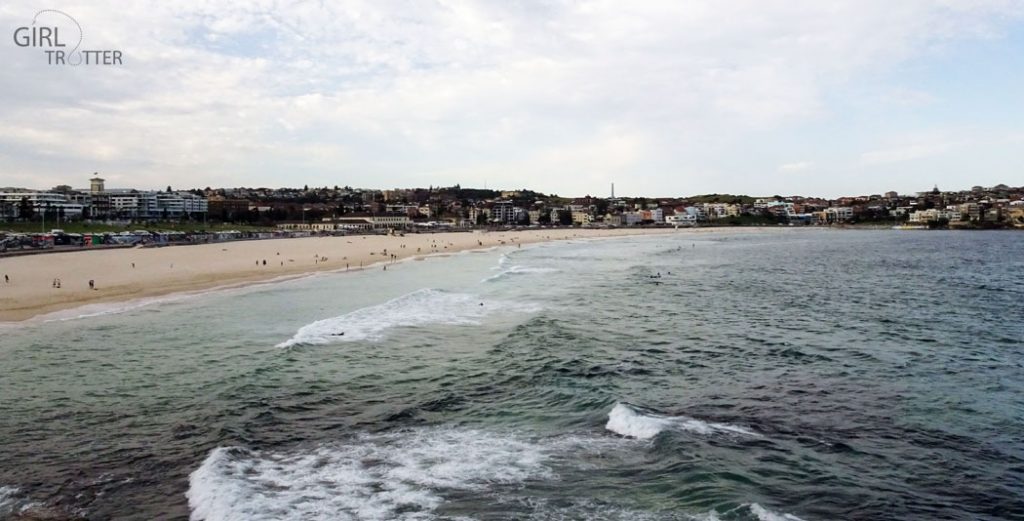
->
xmin=0 ymin=227 xmax=698 ymax=323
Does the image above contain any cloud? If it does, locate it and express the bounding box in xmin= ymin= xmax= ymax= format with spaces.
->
xmin=0 ymin=0 xmax=1022 ymax=196
xmin=860 ymin=139 xmax=968 ymax=165
xmin=879 ymin=87 xmax=940 ymax=107
xmin=778 ymin=161 xmax=813 ymax=172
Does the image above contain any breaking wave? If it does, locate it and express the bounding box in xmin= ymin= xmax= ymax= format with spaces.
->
xmin=277 ymin=288 xmax=540 ymax=347
xmin=605 ymin=403 xmax=761 ymax=440
xmin=483 ymin=265 xmax=560 ymax=282
xmin=0 ymin=486 xmax=17 ymax=514
xmin=497 ymin=253 xmax=512 ymax=268
xmin=748 ymin=503 xmax=807 ymax=521
xmin=688 ymin=504 xmax=806 ymax=521
xmin=0 ymin=486 xmax=35 ymax=517
xmin=187 ymin=428 xmax=553 ymax=521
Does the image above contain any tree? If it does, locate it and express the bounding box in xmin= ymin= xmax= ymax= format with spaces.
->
xmin=557 ymin=210 xmax=572 ymax=225
xmin=166 ymin=185 xmax=173 ymax=193
xmin=18 ymin=197 xmax=34 ymax=220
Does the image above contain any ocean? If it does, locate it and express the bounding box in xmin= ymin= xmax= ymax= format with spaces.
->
xmin=1 ymin=229 xmax=1022 ymax=520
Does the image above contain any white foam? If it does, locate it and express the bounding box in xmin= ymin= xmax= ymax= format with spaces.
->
xmin=523 ymin=497 xmax=699 ymax=520
xmin=0 ymin=486 xmax=17 ymax=512
xmin=187 ymin=428 xmax=553 ymax=521
xmin=605 ymin=403 xmax=676 ymax=440
xmin=748 ymin=503 xmax=807 ymax=521
xmin=482 ymin=265 xmax=560 ymax=282
xmin=689 ymin=512 xmax=724 ymax=521
xmin=605 ymin=403 xmax=761 ymax=440
xmin=277 ymin=288 xmax=540 ymax=347
xmin=0 ymin=486 xmax=35 ymax=516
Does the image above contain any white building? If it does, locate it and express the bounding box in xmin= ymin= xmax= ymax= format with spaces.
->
xmin=909 ymin=209 xmax=960 ymax=223
xmin=571 ymin=210 xmax=594 ymax=225
xmin=0 ymin=191 xmax=85 ymax=218
xmin=623 ymin=212 xmax=643 ymax=225
xmin=101 ymin=190 xmax=206 ymax=219
xmin=362 ymin=213 xmax=410 ymax=229
xmin=823 ymin=206 xmax=853 ymax=222
xmin=279 ymin=213 xmax=410 ymax=231
xmin=666 ymin=213 xmax=698 ymax=227
xmin=69 ymin=177 xmax=208 ymax=220
xmin=701 ymin=203 xmax=739 ymax=219
xmin=490 ymin=201 xmax=517 ymax=224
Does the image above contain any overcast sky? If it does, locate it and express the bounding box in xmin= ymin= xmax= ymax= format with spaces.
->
xmin=1 ymin=1 xmax=1022 ymax=197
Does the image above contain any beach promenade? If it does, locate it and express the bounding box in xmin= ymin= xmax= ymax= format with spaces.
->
xmin=0 ymin=227 xmax=685 ymax=323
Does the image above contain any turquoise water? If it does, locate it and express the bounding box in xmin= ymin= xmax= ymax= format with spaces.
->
xmin=1 ymin=230 xmax=1022 ymax=520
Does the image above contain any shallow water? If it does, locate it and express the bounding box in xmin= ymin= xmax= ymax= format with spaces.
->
xmin=1 ymin=230 xmax=1022 ymax=520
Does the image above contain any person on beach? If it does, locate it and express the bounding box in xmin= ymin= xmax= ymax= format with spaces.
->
xmin=89 ymin=280 xmax=95 ymax=290
xmin=4 ymin=274 xmax=8 ymax=283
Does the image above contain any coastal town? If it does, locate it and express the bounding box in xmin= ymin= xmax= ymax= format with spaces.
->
xmin=1 ymin=175 xmax=1022 ymax=252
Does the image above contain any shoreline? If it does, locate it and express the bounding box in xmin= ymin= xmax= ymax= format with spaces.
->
xmin=0 ymin=227 xmax=714 ymax=325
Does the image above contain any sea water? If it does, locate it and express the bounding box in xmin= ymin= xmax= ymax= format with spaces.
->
xmin=0 ymin=229 xmax=1022 ymax=520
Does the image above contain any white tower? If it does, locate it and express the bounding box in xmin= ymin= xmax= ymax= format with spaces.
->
xmin=90 ymin=174 xmax=105 ymax=193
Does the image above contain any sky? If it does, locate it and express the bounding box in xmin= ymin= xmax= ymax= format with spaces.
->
xmin=0 ymin=1 xmax=1022 ymax=198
